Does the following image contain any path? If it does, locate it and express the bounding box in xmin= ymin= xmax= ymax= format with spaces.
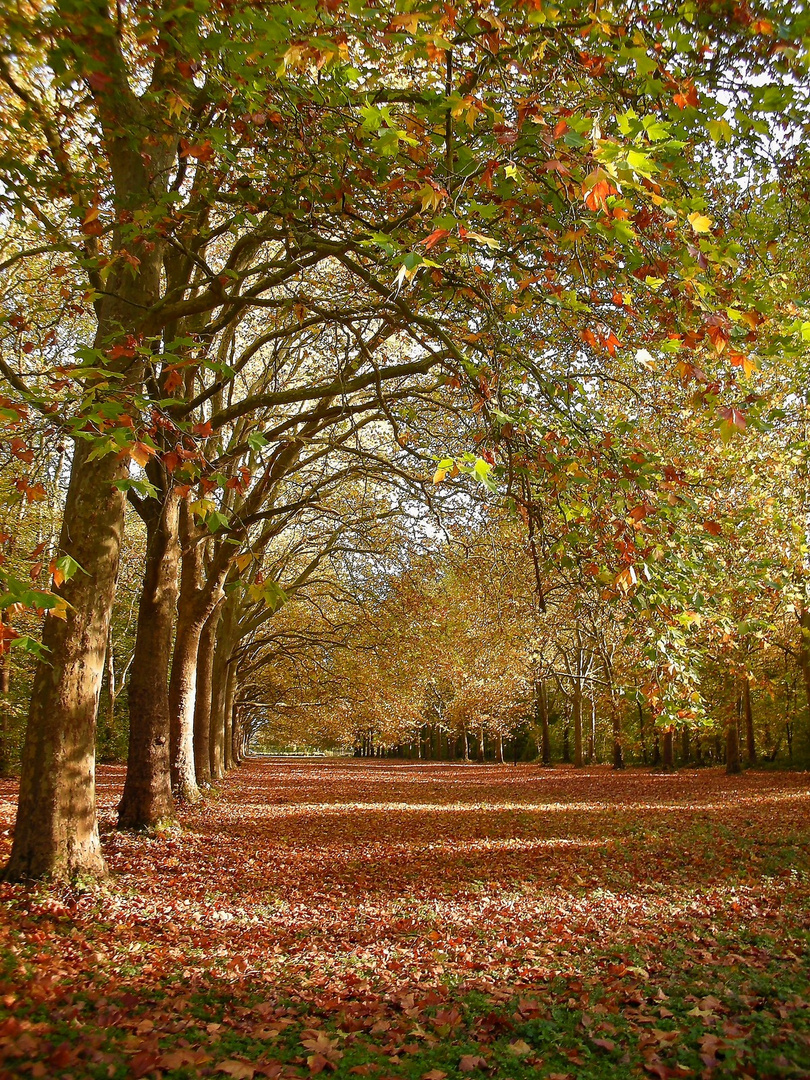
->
xmin=0 ymin=760 xmax=808 ymax=1078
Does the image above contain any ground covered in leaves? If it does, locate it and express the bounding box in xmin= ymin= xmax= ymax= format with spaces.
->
xmin=1 ymin=761 xmax=809 ymax=1080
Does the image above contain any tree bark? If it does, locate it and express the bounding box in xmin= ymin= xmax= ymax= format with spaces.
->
xmin=496 ymin=730 xmax=504 ymax=764
xmin=477 ymin=723 xmax=485 ymax=763
xmin=661 ymin=726 xmax=675 ymax=770
xmin=232 ymin=705 xmax=244 ymax=764
xmin=637 ymin=698 xmax=648 ymax=764
xmin=209 ymin=597 xmax=237 ymax=780
xmin=742 ymin=677 xmax=756 ymax=765
xmin=0 ymin=611 xmax=11 ymax=778
xmin=223 ymin=658 xmax=238 ymax=770
xmin=680 ymin=725 xmax=690 ymax=766
xmin=118 ymin=488 xmax=180 ymax=829
xmin=193 ymin=604 xmax=222 ymax=786
xmin=798 ymin=607 xmax=810 ymax=720
xmin=2 ymin=441 xmax=127 ymax=880
xmin=726 ymin=718 xmax=742 ymax=775
xmin=168 ymin=502 xmax=224 ymax=800
xmin=573 ymin=679 xmax=583 ymax=768
xmin=536 ymin=679 xmax=551 ymax=765
xmin=1 ymin=49 xmax=178 ymax=878
xmin=612 ymin=705 xmax=624 ymax=769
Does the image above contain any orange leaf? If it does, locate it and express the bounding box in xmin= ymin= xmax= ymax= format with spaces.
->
xmin=422 ymin=228 xmax=450 ymax=251
xmin=130 ymin=442 xmax=157 ymax=467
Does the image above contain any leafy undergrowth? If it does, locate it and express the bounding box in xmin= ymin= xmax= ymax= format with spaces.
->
xmin=0 ymin=761 xmax=809 ymax=1080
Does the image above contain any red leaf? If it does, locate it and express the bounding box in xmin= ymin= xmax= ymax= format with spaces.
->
xmin=422 ymin=228 xmax=450 ymax=251
xmin=130 ymin=1050 xmax=162 ymax=1078
xmin=591 ymin=1038 xmax=615 ymax=1052
xmin=164 ymin=367 xmax=185 ymax=394
xmin=459 ymin=1055 xmax=487 ymax=1072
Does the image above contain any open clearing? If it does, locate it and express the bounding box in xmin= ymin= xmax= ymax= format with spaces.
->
xmin=1 ymin=760 xmax=809 ymax=1080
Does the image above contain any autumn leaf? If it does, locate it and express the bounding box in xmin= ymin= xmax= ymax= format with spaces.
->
xmin=507 ymin=1039 xmax=532 ymax=1056
xmin=130 ymin=442 xmax=157 ymax=467
xmin=421 ymin=228 xmax=450 ymax=251
xmin=687 ymin=211 xmax=713 ymax=234
xmin=459 ymin=1054 xmax=487 ymax=1071
xmin=163 ymin=367 xmax=184 ymax=394
xmin=591 ymin=1037 xmax=616 ymax=1052
xmin=130 ymin=1050 xmax=162 ymax=1078
xmin=216 ymin=1060 xmax=256 ymax=1079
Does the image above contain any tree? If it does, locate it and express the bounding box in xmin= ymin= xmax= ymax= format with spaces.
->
xmin=3 ymin=0 xmax=808 ymax=877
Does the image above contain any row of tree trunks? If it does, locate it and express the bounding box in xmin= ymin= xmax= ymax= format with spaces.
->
xmin=115 ymin=488 xmax=245 ymax=833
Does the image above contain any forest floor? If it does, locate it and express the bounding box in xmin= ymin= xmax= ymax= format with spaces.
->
xmin=0 ymin=761 xmax=809 ymax=1080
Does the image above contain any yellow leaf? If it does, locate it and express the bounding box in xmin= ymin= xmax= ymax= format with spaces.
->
xmin=688 ymin=211 xmax=712 ymax=234
xmin=508 ymin=1039 xmax=532 ymax=1056
xmin=49 ymin=599 xmax=69 ymax=621
xmin=433 ymin=467 xmax=448 ymax=484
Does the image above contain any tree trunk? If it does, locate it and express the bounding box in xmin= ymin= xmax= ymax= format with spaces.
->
xmin=587 ymin=697 xmax=596 ymax=763
xmin=462 ymin=728 xmax=470 ymax=762
xmin=742 ymin=678 xmax=756 ymax=765
xmin=0 ymin=611 xmax=11 ymax=778
xmin=496 ymin=731 xmax=504 ymax=764
xmin=224 ymin=659 xmax=238 ymax=770
xmin=168 ymin=603 xmax=203 ymax=802
xmin=680 ymin=725 xmax=690 ymax=765
xmin=168 ymin=502 xmax=224 ymax=800
xmin=573 ymin=681 xmax=583 ymax=767
xmin=209 ymin=597 xmax=237 ymax=780
xmin=661 ymin=726 xmax=675 ymax=770
xmin=637 ymin=698 xmax=647 ymax=764
xmin=536 ymin=680 xmax=551 ymax=765
xmin=193 ymin=604 xmax=222 ymax=787
xmin=3 ymin=440 xmax=128 ymax=881
xmin=477 ymin=723 xmax=485 ymax=763
xmin=612 ymin=704 xmax=624 ymax=769
xmin=798 ymin=607 xmax=810 ymax=720
xmin=118 ymin=489 xmax=180 ymax=829
xmin=99 ymin=625 xmax=117 ymax=761
xmin=232 ymin=706 xmax=244 ymax=764
xmin=726 ymin=719 xmax=742 ymax=775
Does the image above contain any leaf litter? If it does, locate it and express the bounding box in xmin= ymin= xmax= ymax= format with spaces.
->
xmin=0 ymin=760 xmax=808 ymax=1078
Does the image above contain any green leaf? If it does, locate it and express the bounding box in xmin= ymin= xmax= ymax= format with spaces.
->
xmin=247 ymin=430 xmax=269 ymax=452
